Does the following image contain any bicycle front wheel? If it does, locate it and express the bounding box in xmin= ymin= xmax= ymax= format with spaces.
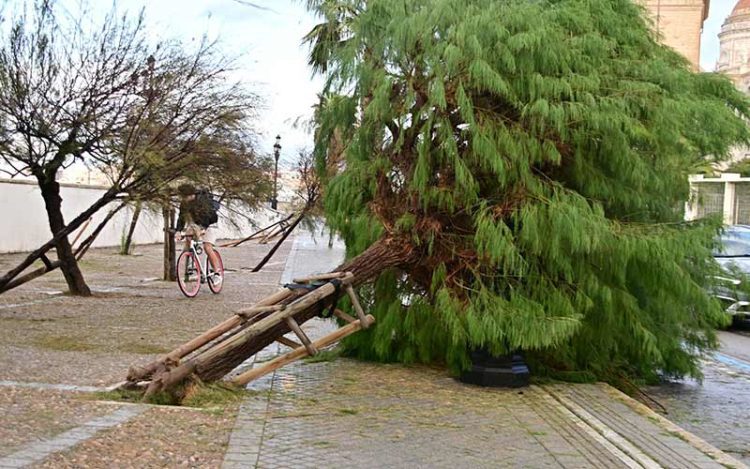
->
xmin=207 ymin=250 xmax=224 ymax=294
xmin=177 ymin=251 xmax=201 ymax=298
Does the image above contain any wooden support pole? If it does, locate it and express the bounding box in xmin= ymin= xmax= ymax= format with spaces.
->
xmin=345 ymin=284 xmax=369 ymax=329
xmin=251 ymin=212 xmax=306 ymax=272
xmin=292 ymin=272 xmax=348 ymax=284
xmin=232 ymin=315 xmax=375 ymax=386
xmin=333 ymin=308 xmax=357 ymax=324
xmin=285 ymin=317 xmax=318 ymax=356
xmin=126 ymin=288 xmax=295 ymax=383
xmin=276 ymin=336 xmax=302 ymax=349
xmin=238 ymin=304 xmax=285 ymax=315
xmin=258 ymin=225 xmax=285 ymax=244
xmin=218 ymin=213 xmax=295 ymax=248
xmin=70 ymin=217 xmax=93 ymax=248
xmin=154 ymin=274 xmax=355 ymax=389
xmin=39 ymin=254 xmax=53 ymax=270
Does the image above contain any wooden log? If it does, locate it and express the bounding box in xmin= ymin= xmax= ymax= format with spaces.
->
xmin=232 ymin=315 xmax=375 ymax=386
xmin=146 ymin=275 xmax=355 ymax=392
xmin=345 ymin=284 xmax=370 ymax=329
xmin=285 ymin=317 xmax=318 ymax=356
xmin=193 ymin=274 xmax=352 ymax=363
xmin=292 ymin=272 xmax=348 ymax=284
xmin=333 ymin=308 xmax=357 ymax=324
xmin=126 ymin=288 xmax=295 ymax=383
xmin=237 ymin=304 xmax=285 ymax=315
xmin=276 ymin=336 xmax=302 ymax=349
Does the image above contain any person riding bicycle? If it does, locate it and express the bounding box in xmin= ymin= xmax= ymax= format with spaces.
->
xmin=175 ymin=183 xmax=222 ymax=285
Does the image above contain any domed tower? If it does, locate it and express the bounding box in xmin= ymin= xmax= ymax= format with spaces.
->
xmin=717 ymin=0 xmax=750 ymax=91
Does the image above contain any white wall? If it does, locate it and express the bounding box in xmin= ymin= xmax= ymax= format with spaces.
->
xmin=0 ymin=179 xmax=285 ymax=253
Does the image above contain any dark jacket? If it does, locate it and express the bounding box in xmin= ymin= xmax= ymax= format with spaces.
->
xmin=176 ymin=191 xmax=217 ymax=230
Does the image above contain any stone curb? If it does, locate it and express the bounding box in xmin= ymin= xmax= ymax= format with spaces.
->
xmin=540 ymin=385 xmax=663 ymax=468
xmin=598 ymin=383 xmax=748 ymax=469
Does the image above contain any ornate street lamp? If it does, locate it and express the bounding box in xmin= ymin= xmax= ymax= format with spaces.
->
xmin=272 ymin=135 xmax=281 ymax=210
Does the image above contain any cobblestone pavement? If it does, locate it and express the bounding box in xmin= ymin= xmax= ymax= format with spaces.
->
xmin=225 ymin=356 xmax=743 ymax=468
xmin=222 ymin=231 xmax=745 ymax=469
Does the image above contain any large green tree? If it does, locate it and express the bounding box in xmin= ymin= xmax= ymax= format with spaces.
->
xmin=307 ymin=0 xmax=750 ymax=382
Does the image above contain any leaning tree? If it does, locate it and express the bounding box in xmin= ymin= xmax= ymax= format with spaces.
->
xmin=0 ymin=2 xmax=267 ymax=295
xmin=304 ymin=0 xmax=750 ymax=382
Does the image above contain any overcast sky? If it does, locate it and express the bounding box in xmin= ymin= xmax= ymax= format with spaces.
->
xmin=101 ymin=0 xmax=324 ymax=169
xmin=7 ymin=0 xmax=741 ymax=170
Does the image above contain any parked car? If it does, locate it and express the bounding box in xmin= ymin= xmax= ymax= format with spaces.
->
xmin=712 ymin=225 xmax=750 ymax=327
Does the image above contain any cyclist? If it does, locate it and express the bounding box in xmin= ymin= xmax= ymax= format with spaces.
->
xmin=174 ymin=183 xmax=222 ymax=285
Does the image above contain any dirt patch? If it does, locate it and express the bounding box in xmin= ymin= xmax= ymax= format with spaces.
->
xmin=36 ymin=405 xmax=238 ymax=468
xmin=0 ymin=241 xmax=293 ymax=386
xmin=0 ymin=387 xmax=120 ymax=458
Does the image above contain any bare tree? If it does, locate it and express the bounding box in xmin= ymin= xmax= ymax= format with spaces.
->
xmin=0 ymin=1 xmax=266 ymax=295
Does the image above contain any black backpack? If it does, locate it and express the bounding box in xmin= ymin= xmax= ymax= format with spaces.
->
xmin=195 ymin=189 xmax=220 ymax=226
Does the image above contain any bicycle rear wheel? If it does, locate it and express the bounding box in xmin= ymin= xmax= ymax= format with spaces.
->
xmin=207 ymin=250 xmax=224 ymax=294
xmin=177 ymin=251 xmax=201 ymax=298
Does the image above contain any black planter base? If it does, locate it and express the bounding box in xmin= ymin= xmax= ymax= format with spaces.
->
xmin=458 ymin=351 xmax=530 ymax=388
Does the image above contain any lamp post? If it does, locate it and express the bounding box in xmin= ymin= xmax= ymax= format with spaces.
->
xmin=272 ymin=135 xmax=281 ymax=210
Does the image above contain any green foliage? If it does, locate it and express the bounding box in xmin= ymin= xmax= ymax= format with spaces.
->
xmin=726 ymin=159 xmax=750 ymax=177
xmin=308 ymin=0 xmax=750 ymax=381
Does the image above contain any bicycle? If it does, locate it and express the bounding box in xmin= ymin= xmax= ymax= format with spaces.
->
xmin=175 ymin=232 xmax=224 ymax=298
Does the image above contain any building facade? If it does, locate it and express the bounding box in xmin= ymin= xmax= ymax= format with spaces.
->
xmin=640 ymin=0 xmax=709 ymax=69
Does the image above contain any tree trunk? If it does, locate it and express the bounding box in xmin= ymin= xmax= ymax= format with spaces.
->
xmin=163 ymin=205 xmax=176 ymax=281
xmin=121 ymin=202 xmax=142 ymax=255
xmin=38 ymin=179 xmax=91 ymax=296
xmin=146 ymin=236 xmax=416 ymax=395
xmin=0 ymin=202 xmax=127 ymax=294
xmin=0 ymin=188 xmax=118 ymax=293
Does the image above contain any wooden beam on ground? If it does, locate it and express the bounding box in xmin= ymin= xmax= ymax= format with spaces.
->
xmin=232 ymin=315 xmax=375 ymax=386
xmin=238 ymin=304 xmax=285 ymax=315
xmin=126 ymin=288 xmax=295 ymax=383
xmin=143 ymin=273 xmax=356 ymax=394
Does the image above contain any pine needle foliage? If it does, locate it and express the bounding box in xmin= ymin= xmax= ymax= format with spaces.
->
xmin=306 ymin=0 xmax=750 ymax=381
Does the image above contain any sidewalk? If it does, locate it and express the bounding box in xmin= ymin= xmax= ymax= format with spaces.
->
xmin=223 ymin=230 xmax=747 ymax=469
